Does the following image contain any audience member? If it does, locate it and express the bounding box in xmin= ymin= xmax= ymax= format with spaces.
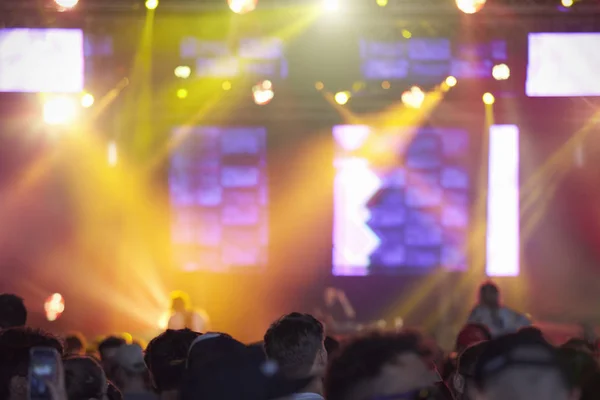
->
xmin=98 ymin=336 xmax=127 ymax=381
xmin=455 ymin=324 xmax=492 ymax=354
xmin=264 ymin=313 xmax=326 ymax=399
xmin=167 ymin=291 xmax=209 ymax=333
xmin=452 ymin=341 xmax=488 ymax=400
xmin=65 ymin=333 xmax=87 ymax=357
xmin=0 ymin=327 xmax=63 ymax=400
xmin=0 ymin=294 xmax=27 ymax=330
xmin=64 ymin=356 xmax=107 ymax=400
xmin=144 ymin=329 xmax=200 ymax=400
xmin=324 ymin=331 xmax=439 ymax=400
xmin=112 ymin=344 xmax=157 ymax=400
xmin=473 ymin=331 xmax=578 ymax=400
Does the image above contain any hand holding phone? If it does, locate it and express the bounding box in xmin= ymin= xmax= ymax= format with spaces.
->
xmin=28 ymin=347 xmax=65 ymax=400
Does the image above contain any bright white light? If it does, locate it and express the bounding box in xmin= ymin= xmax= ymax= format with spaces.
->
xmin=174 ymin=66 xmax=191 ymax=79
xmin=252 ymin=80 xmax=274 ymax=105
xmin=324 ymin=0 xmax=339 ymax=11
xmin=145 ymin=0 xmax=159 ymax=9
xmin=44 ymin=293 xmax=65 ymax=322
xmin=227 ymin=0 xmax=257 ymax=14
xmin=54 ymin=0 xmax=79 ymax=9
xmin=562 ymin=0 xmax=574 ymax=7
xmin=445 ymin=76 xmax=458 ymax=87
xmin=108 ymin=141 xmax=118 ymax=166
xmin=334 ymin=91 xmax=350 ymax=105
xmin=43 ymin=96 xmax=79 ymax=125
xmin=483 ymin=92 xmax=495 ymax=105
xmin=486 ymin=125 xmax=520 ymax=277
xmin=455 ymin=0 xmax=486 ymax=14
xmin=492 ymin=64 xmax=511 ymax=81
xmin=81 ymin=93 xmax=94 ymax=108
xmin=401 ymin=86 xmax=425 ymax=109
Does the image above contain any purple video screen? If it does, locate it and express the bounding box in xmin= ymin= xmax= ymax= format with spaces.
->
xmin=332 ymin=125 xmax=470 ymax=276
xmin=0 ymin=28 xmax=84 ymax=93
xmin=527 ymin=33 xmax=600 ymax=97
xmin=169 ymin=127 xmax=268 ymax=272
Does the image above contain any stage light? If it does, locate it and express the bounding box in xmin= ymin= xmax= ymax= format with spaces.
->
xmin=492 ymin=63 xmax=511 ymax=81
xmin=381 ymin=81 xmax=391 ymax=89
xmin=334 ymin=91 xmax=350 ymax=105
xmin=108 ymin=141 xmax=118 ymax=166
xmin=561 ymin=0 xmax=573 ymax=7
xmin=145 ymin=0 xmax=158 ymax=10
xmin=323 ymin=0 xmax=339 ymax=11
xmin=483 ymin=92 xmax=495 ymax=105
xmin=177 ymin=88 xmax=188 ymax=99
xmin=252 ymin=80 xmax=274 ymax=105
xmin=445 ymin=76 xmax=458 ymax=87
xmin=44 ymin=293 xmax=65 ymax=322
xmin=81 ymin=93 xmax=94 ymax=108
xmin=376 ymin=0 xmax=388 ymax=6
xmin=174 ymin=66 xmax=191 ymax=79
xmin=315 ymin=81 xmax=324 ymax=91
xmin=222 ymin=81 xmax=232 ymax=91
xmin=54 ymin=0 xmax=79 ymax=8
xmin=456 ymin=0 xmax=486 ymax=14
xmin=43 ymin=96 xmax=79 ymax=125
xmin=228 ymin=0 xmax=257 ymax=14
xmin=401 ymin=86 xmax=425 ymax=109
xmin=402 ymin=30 xmax=412 ymax=39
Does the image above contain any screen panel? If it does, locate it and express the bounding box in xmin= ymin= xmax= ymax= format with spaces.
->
xmin=332 ymin=125 xmax=470 ymax=276
xmin=0 ymin=29 xmax=84 ymax=93
xmin=169 ymin=127 xmax=268 ymax=272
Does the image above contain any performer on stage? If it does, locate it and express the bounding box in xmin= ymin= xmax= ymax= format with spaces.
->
xmin=467 ymin=281 xmax=531 ymax=337
xmin=167 ymin=291 xmax=210 ymax=333
xmin=315 ymin=287 xmax=357 ymax=334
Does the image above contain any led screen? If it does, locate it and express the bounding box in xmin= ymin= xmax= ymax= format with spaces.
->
xmin=169 ymin=127 xmax=268 ymax=272
xmin=527 ymin=33 xmax=600 ymax=97
xmin=332 ymin=125 xmax=470 ymax=276
xmin=0 ymin=29 xmax=84 ymax=93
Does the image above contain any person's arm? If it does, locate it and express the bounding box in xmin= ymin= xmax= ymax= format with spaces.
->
xmin=337 ymin=290 xmax=356 ymax=319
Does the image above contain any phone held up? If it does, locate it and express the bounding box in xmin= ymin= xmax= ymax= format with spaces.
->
xmin=28 ymin=347 xmax=61 ymax=400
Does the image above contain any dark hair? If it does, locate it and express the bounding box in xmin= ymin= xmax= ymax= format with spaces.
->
xmin=64 ymin=356 xmax=107 ymax=400
xmin=0 ymin=294 xmax=27 ymax=329
xmin=325 ymin=336 xmax=340 ymax=357
xmin=144 ymin=329 xmax=201 ymax=392
xmin=264 ymin=313 xmax=325 ymax=378
xmin=65 ymin=333 xmax=87 ymax=356
xmin=325 ymin=331 xmax=430 ymax=400
xmin=0 ymin=327 xmax=63 ymax=400
xmin=98 ymin=336 xmax=126 ymax=359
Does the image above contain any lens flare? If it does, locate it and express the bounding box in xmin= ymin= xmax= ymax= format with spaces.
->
xmin=81 ymin=93 xmax=94 ymax=108
xmin=456 ymin=0 xmax=486 ymax=14
xmin=44 ymin=293 xmax=65 ymax=322
xmin=145 ymin=0 xmax=159 ymax=10
xmin=43 ymin=96 xmax=79 ymax=125
xmin=483 ymin=92 xmax=495 ymax=105
xmin=174 ymin=66 xmax=192 ymax=79
xmin=227 ymin=0 xmax=257 ymax=14
xmin=445 ymin=76 xmax=458 ymax=87
xmin=492 ymin=64 xmax=511 ymax=81
xmin=252 ymin=80 xmax=274 ymax=105
xmin=334 ymin=91 xmax=350 ymax=105
xmin=54 ymin=0 xmax=79 ymax=9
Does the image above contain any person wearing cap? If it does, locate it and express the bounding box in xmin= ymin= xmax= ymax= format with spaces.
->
xmin=264 ymin=313 xmax=327 ymax=399
xmin=473 ymin=331 xmax=579 ymax=400
xmin=467 ymin=282 xmax=531 ymax=338
xmin=113 ymin=344 xmax=157 ymax=400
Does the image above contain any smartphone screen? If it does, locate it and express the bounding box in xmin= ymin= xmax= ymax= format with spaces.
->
xmin=29 ymin=347 xmax=59 ymax=400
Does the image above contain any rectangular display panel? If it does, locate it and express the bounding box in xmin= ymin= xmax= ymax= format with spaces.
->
xmin=0 ymin=29 xmax=84 ymax=93
xmin=332 ymin=125 xmax=470 ymax=276
xmin=169 ymin=127 xmax=268 ymax=272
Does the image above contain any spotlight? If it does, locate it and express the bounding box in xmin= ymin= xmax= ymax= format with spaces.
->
xmin=492 ymin=64 xmax=511 ymax=81
xmin=174 ymin=66 xmax=191 ymax=79
xmin=401 ymin=86 xmax=425 ymax=109
xmin=334 ymin=91 xmax=350 ymax=105
xmin=252 ymin=80 xmax=274 ymax=105
xmin=108 ymin=141 xmax=118 ymax=166
xmin=483 ymin=92 xmax=495 ymax=105
xmin=145 ymin=0 xmax=159 ymax=10
xmin=81 ymin=93 xmax=94 ymax=108
xmin=381 ymin=81 xmax=391 ymax=89
xmin=43 ymin=96 xmax=79 ymax=125
xmin=222 ymin=81 xmax=232 ymax=91
xmin=445 ymin=76 xmax=458 ymax=87
xmin=376 ymin=0 xmax=388 ymax=6
xmin=54 ymin=0 xmax=79 ymax=9
xmin=228 ymin=0 xmax=257 ymax=14
xmin=44 ymin=293 xmax=65 ymax=322
xmin=315 ymin=81 xmax=324 ymax=91
xmin=177 ymin=88 xmax=188 ymax=99
xmin=456 ymin=0 xmax=486 ymax=14
xmin=561 ymin=0 xmax=573 ymax=7
xmin=323 ymin=0 xmax=339 ymax=11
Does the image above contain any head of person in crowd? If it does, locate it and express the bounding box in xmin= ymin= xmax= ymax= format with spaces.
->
xmin=557 ymin=346 xmax=599 ymax=392
xmin=478 ymin=282 xmax=500 ymax=309
xmin=0 ymin=327 xmax=63 ymax=400
xmin=474 ymin=331 xmax=579 ymax=400
xmin=64 ymin=356 xmax=108 ymax=400
xmin=452 ymin=341 xmax=488 ymax=400
xmin=264 ymin=313 xmax=326 ymax=396
xmin=98 ymin=336 xmax=127 ymax=378
xmin=518 ymin=326 xmax=544 ymax=339
xmin=65 ymin=332 xmax=87 ymax=356
xmin=325 ymin=330 xmax=439 ymax=400
xmin=144 ymin=329 xmax=201 ymax=400
xmin=456 ymin=324 xmax=492 ymax=354
xmin=112 ymin=343 xmax=154 ymax=398
xmin=562 ymin=338 xmax=595 ymax=354
xmin=0 ymin=294 xmax=27 ymax=330
xmin=181 ymin=333 xmax=311 ymax=400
